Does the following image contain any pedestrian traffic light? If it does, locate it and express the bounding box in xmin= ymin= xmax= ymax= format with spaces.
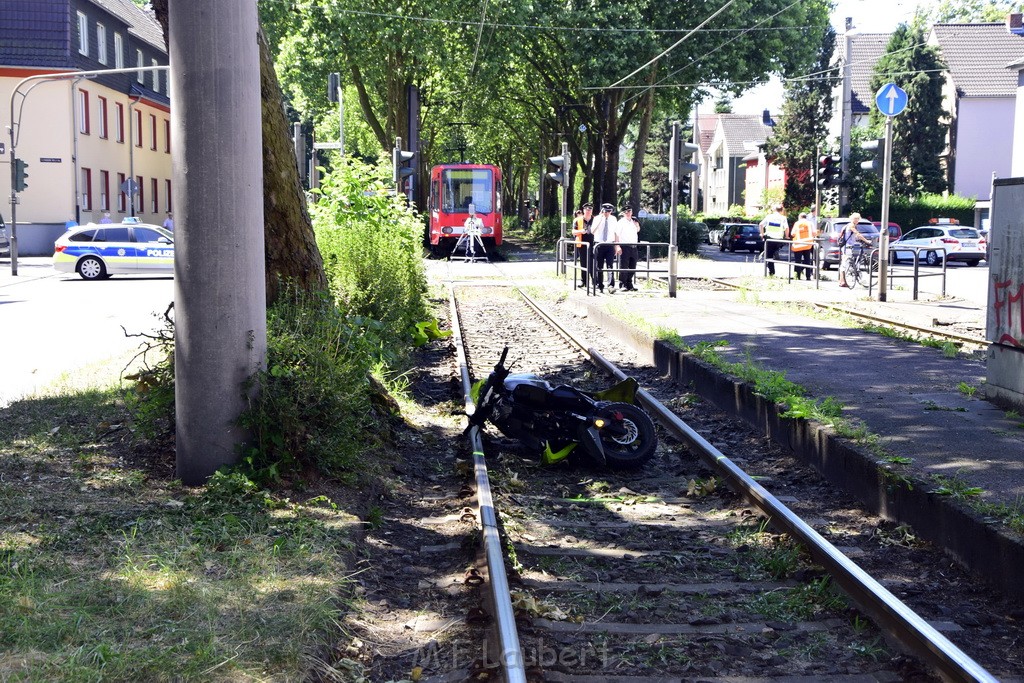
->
xmin=860 ymin=138 xmax=884 ymax=175
xmin=13 ymin=158 xmax=29 ymax=192
xmin=392 ymin=140 xmax=414 ymax=186
xmin=818 ymin=154 xmax=841 ymax=188
xmin=546 ymin=155 xmax=569 ymax=189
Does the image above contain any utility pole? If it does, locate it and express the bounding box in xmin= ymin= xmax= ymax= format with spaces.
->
xmin=170 ymin=0 xmax=267 ymax=485
xmin=839 ymin=17 xmax=854 ymax=215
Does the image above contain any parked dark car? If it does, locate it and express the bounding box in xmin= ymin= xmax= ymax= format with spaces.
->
xmin=719 ymin=223 xmax=763 ymax=253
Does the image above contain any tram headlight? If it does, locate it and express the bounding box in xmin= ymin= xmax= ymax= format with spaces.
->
xmin=481 ymin=227 xmax=493 ymax=235
xmin=441 ymin=227 xmax=454 ymax=235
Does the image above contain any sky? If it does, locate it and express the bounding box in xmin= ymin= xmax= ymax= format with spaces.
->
xmin=725 ymin=0 xmax=930 ymax=115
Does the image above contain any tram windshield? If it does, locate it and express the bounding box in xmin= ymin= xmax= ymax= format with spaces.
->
xmin=441 ymin=168 xmax=494 ymax=214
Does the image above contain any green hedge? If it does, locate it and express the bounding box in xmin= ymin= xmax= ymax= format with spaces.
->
xmin=637 ymin=218 xmax=703 ymax=255
xmin=857 ymin=194 xmax=976 ymax=229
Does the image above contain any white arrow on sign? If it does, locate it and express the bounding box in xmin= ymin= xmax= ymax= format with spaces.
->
xmin=875 ymin=83 xmax=908 ymax=117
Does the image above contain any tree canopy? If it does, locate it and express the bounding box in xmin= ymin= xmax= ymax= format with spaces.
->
xmin=867 ymin=24 xmax=948 ymax=198
xmin=259 ymin=0 xmax=832 ymax=211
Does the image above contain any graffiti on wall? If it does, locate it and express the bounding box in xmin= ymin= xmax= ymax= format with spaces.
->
xmin=992 ymin=278 xmax=1024 ymax=347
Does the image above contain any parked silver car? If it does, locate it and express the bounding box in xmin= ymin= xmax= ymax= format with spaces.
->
xmin=891 ymin=224 xmax=985 ymax=267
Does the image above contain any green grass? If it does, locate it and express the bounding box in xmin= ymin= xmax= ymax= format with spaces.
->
xmin=1 ymin=386 xmax=360 ymax=681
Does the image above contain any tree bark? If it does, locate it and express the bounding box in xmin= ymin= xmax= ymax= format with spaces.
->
xmin=629 ymin=73 xmax=657 ymax=211
xmin=152 ymin=1 xmax=326 ymax=306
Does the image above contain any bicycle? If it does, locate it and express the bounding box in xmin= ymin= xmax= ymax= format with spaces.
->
xmin=843 ymin=243 xmax=872 ymax=289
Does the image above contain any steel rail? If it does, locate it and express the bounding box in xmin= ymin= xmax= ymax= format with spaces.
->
xmin=513 ymin=288 xmax=996 ymax=683
xmin=448 ymin=285 xmax=527 ymax=683
xmin=703 ymin=275 xmax=987 ymax=347
xmin=813 ymin=301 xmax=988 ymax=347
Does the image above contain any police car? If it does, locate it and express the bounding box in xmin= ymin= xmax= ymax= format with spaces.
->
xmin=53 ymin=217 xmax=174 ymax=280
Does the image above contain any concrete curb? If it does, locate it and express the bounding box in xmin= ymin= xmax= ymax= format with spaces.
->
xmin=579 ymin=299 xmax=1024 ymax=602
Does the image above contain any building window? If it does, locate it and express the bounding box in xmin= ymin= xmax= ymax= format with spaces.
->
xmin=164 ymin=119 xmax=170 ymax=153
xmin=97 ymin=24 xmax=107 ymax=64
xmin=136 ymin=50 xmax=144 ymax=83
xmin=97 ymin=96 xmax=108 ymax=139
xmin=137 ymin=175 xmax=144 ymax=213
xmin=78 ymin=89 xmax=90 ymax=135
xmin=81 ymin=168 xmax=93 ymax=211
xmin=151 ymin=59 xmax=159 ymax=92
xmin=151 ymin=178 xmax=159 ymax=213
xmin=114 ymin=32 xmax=123 ymax=69
xmin=150 ymin=114 xmax=157 ymax=150
xmin=77 ymin=12 xmax=89 ymax=56
xmin=117 ymin=172 xmax=127 ymax=212
xmin=99 ymin=170 xmax=110 ymax=211
xmin=115 ymin=102 xmax=124 ymax=143
xmin=135 ymin=109 xmax=143 ymax=147
xmin=165 ymin=179 xmax=172 ymax=212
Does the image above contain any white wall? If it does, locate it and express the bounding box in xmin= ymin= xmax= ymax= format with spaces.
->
xmin=955 ymin=97 xmax=1015 ymax=200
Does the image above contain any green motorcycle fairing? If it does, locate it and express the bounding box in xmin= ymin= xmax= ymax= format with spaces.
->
xmin=593 ymin=376 xmax=639 ymax=404
xmin=542 ymin=441 xmax=577 ymax=465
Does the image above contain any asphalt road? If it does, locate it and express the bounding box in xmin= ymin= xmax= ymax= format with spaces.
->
xmin=0 ymin=257 xmax=174 ymax=407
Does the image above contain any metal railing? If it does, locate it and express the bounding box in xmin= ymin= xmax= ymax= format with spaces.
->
xmin=556 ymin=238 xmax=672 ymax=296
xmin=762 ymin=238 xmax=821 ymax=288
xmin=862 ymin=246 xmax=948 ymax=299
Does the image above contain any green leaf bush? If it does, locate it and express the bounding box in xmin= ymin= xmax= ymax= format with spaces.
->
xmin=311 ymin=158 xmax=428 ymax=353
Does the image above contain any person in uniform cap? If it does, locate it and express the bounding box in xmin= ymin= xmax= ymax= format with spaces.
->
xmin=572 ymin=203 xmax=595 ymax=288
xmin=617 ymin=205 xmax=640 ymax=291
xmin=591 ymin=203 xmax=620 ymax=292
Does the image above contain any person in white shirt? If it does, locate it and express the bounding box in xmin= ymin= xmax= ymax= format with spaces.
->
xmin=616 ymin=206 xmax=640 ymax=290
xmin=463 ymin=204 xmax=485 ymax=258
xmin=591 ymin=203 xmax=620 ymax=292
xmin=162 ymin=212 xmax=174 ymax=232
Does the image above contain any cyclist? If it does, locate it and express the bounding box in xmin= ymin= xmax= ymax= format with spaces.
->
xmin=838 ymin=213 xmax=872 ymax=288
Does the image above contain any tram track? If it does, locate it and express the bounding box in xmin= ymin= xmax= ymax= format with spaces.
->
xmin=447 ymin=277 xmax=1000 ymax=682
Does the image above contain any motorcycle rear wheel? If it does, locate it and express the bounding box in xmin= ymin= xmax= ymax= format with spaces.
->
xmin=596 ymin=402 xmax=657 ymax=469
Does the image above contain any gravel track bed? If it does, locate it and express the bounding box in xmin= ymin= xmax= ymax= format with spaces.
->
xmin=355 ymin=267 xmax=1021 ymax=682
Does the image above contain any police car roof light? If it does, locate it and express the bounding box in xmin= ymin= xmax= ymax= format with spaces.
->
xmin=929 ymin=217 xmax=958 ymax=225
xmin=123 ymin=216 xmax=141 ymax=224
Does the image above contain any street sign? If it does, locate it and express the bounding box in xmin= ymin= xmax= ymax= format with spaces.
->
xmin=120 ymin=178 xmax=139 ymax=195
xmin=312 ymin=141 xmax=341 ymax=150
xmin=875 ymin=83 xmax=908 ymax=117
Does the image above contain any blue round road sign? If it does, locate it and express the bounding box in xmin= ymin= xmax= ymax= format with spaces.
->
xmin=875 ymin=83 xmax=908 ymax=117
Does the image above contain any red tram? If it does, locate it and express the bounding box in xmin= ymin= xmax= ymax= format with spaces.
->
xmin=427 ymin=163 xmax=502 ymax=255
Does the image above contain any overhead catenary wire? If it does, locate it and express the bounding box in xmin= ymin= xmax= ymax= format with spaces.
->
xmin=603 ymin=0 xmax=739 ymax=89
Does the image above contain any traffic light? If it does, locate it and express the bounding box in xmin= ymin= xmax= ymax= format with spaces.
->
xmin=818 ymin=154 xmax=841 ymax=188
xmin=392 ymin=139 xmax=414 ymax=186
xmin=677 ymin=141 xmax=699 ymax=174
xmin=327 ymin=73 xmax=341 ymax=103
xmin=13 ymin=158 xmax=29 ymax=193
xmin=546 ymin=154 xmax=569 ymax=188
xmin=860 ymin=138 xmax=883 ymax=175
xmin=680 ymin=174 xmax=692 ymax=202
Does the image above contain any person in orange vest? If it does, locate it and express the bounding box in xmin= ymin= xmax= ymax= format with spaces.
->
xmin=572 ymin=203 xmax=595 ymax=287
xmin=787 ymin=212 xmax=817 ymax=280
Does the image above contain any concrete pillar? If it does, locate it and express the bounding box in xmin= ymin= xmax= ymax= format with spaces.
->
xmin=170 ymin=0 xmax=267 ymax=484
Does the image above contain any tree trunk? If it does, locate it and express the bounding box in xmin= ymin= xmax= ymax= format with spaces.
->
xmin=629 ymin=74 xmax=657 ymax=211
xmin=152 ymin=1 xmax=326 ymax=307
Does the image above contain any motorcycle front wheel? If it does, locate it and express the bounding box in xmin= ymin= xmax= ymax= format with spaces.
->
xmin=596 ymin=402 xmax=658 ymax=470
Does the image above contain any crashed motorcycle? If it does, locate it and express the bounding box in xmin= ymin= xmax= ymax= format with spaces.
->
xmin=467 ymin=347 xmax=658 ymax=470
